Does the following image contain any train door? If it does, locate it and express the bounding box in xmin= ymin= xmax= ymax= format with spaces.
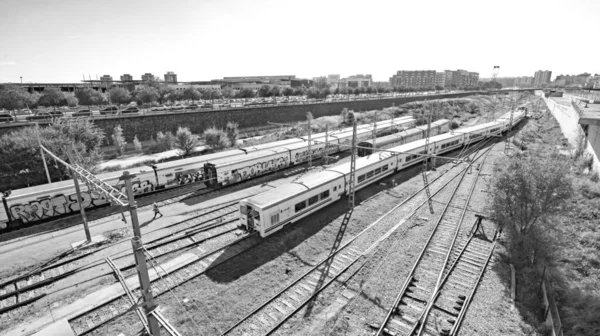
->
xmin=204 ymin=164 xmax=218 ymax=187
xmin=240 ymin=203 xmax=260 ymax=233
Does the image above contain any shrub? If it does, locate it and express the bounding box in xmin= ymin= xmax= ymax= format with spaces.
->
xmin=112 ymin=125 xmax=126 ymax=156
xmin=156 ymin=131 xmax=176 ymax=151
xmin=175 ymin=127 xmax=199 ymax=155
xmin=133 ymin=135 xmax=142 ymax=151
xmin=203 ymin=127 xmax=230 ymax=150
xmin=225 ymin=122 xmax=239 ymax=146
xmin=450 ymin=120 xmax=460 ymax=129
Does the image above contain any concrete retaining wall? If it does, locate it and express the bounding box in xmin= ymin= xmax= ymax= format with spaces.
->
xmin=0 ymin=92 xmax=482 ymax=143
xmin=540 ymin=91 xmax=600 ymax=172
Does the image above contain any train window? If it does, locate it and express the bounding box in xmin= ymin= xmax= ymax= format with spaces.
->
xmin=240 ymin=206 xmax=248 ymax=215
xmin=308 ymin=195 xmax=318 ymax=206
xmin=375 ymin=167 xmax=382 ymax=174
xmin=358 ymin=174 xmax=366 ymax=183
xmin=320 ymin=190 xmax=330 ymax=199
xmin=366 ymin=171 xmax=374 ymax=178
xmin=295 ymin=201 xmax=306 ymax=212
xmin=271 ymin=213 xmax=280 ymax=225
xmin=382 ymin=165 xmax=388 ymax=171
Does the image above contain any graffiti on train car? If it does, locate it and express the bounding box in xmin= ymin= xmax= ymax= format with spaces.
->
xmin=176 ymin=170 xmax=203 ymax=185
xmin=9 ymin=180 xmax=155 ymax=223
xmin=230 ymin=156 xmax=288 ymax=183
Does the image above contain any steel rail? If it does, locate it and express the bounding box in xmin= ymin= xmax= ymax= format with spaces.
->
xmin=415 ymin=148 xmax=492 ymax=336
xmin=375 ymin=145 xmax=492 ymax=336
xmin=221 ymin=148 xmax=492 ymax=336
xmin=73 ymin=232 xmax=257 ymax=335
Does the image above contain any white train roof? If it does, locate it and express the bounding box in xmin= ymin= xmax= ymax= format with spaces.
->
xmin=245 ymin=170 xmax=343 ymax=208
xmin=154 ymin=149 xmax=244 ymax=170
xmin=327 ymin=151 xmax=395 ymax=176
xmin=206 ymin=148 xmax=282 ymax=167
xmin=7 ymin=165 xmax=153 ymax=200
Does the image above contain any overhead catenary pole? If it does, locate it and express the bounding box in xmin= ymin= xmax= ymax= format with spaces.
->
xmin=71 ymin=168 xmax=91 ymax=242
xmin=372 ymin=110 xmax=378 ymax=150
xmin=307 ymin=112 xmax=312 ymax=168
xmin=122 ymin=171 xmax=161 ymax=336
xmin=36 ymin=126 xmax=52 ymax=184
xmin=348 ymin=122 xmax=358 ymax=210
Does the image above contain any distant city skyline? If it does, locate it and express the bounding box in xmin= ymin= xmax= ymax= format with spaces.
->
xmin=1 ymin=0 xmax=598 ymax=83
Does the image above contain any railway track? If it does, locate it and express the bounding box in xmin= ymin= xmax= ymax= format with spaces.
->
xmin=0 ymin=202 xmax=240 ymax=320
xmin=374 ymin=146 xmax=493 ymax=336
xmin=218 ymin=150 xmax=491 ymax=336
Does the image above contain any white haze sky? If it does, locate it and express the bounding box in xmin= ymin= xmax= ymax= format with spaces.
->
xmin=0 ymin=0 xmax=598 ymax=83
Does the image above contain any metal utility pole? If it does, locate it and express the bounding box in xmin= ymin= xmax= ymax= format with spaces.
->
xmin=324 ymin=124 xmax=329 ymax=164
xmin=307 ymin=112 xmax=312 ymax=168
xmin=71 ymin=169 xmax=91 ymax=242
xmin=422 ymin=110 xmax=434 ymax=214
xmin=122 ymin=171 xmax=161 ymax=336
xmin=36 ymin=126 xmax=52 ymax=184
xmin=372 ymin=110 xmax=378 ymax=150
xmin=504 ymin=100 xmax=515 ymax=154
xmin=348 ymin=122 xmax=358 ymax=210
xmin=36 ymin=145 xmax=160 ymax=335
xmin=39 ymin=145 xmax=92 ymax=242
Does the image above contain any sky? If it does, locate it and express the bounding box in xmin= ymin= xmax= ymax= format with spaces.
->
xmin=0 ymin=0 xmax=598 ymax=83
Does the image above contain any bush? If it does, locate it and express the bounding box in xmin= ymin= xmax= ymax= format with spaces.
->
xmin=112 ymin=125 xmax=126 ymax=156
xmin=133 ymin=135 xmax=142 ymax=151
xmin=226 ymin=122 xmax=239 ymax=146
xmin=450 ymin=120 xmax=460 ymax=129
xmin=156 ymin=131 xmax=176 ymax=151
xmin=203 ymin=127 xmax=230 ymax=150
xmin=175 ymin=127 xmax=199 ymax=155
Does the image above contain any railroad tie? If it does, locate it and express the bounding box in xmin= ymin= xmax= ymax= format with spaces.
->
xmin=273 ymin=303 xmax=287 ymax=315
xmin=258 ymin=314 xmax=272 ymax=327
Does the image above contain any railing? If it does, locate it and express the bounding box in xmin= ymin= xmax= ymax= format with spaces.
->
xmin=540 ymin=268 xmax=564 ymax=336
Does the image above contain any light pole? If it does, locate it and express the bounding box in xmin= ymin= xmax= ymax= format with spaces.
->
xmin=20 ymin=77 xmax=22 ymax=84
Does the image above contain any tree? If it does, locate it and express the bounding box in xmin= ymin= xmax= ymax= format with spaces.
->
xmin=0 ymin=85 xmax=35 ymax=112
xmin=156 ymin=131 xmax=176 ymax=151
xmin=38 ymin=88 xmax=66 ymax=110
xmin=183 ymin=87 xmax=201 ymax=102
xmin=221 ymin=87 xmax=234 ymax=98
xmin=0 ymin=118 xmax=105 ymax=190
xmin=110 ymin=88 xmax=131 ymax=105
xmin=75 ymin=88 xmax=107 ymax=106
xmin=237 ymin=88 xmax=255 ymax=98
xmin=134 ymin=86 xmax=159 ymax=105
xmin=225 ymin=122 xmax=239 ymax=146
xmin=175 ymin=127 xmax=199 ymax=155
xmin=269 ymin=86 xmax=281 ymax=97
xmin=492 ymin=153 xmax=572 ymax=237
xmin=157 ymin=85 xmax=175 ymax=104
xmin=282 ymin=87 xmax=294 ymax=96
xmin=112 ymin=125 xmax=127 ymax=156
xmin=168 ymin=90 xmax=184 ymax=103
xmin=64 ymin=93 xmax=79 ymax=107
xmin=258 ymin=85 xmax=272 ymax=98
xmin=203 ymin=127 xmax=230 ymax=150
xmin=133 ymin=135 xmax=142 ymax=151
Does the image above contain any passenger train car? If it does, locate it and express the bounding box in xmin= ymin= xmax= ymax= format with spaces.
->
xmin=0 ymin=117 xmax=415 ymax=227
xmin=203 ymin=117 xmax=417 ymax=186
xmin=358 ymin=119 xmax=451 ymax=156
xmin=239 ymin=110 xmax=527 ymax=237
